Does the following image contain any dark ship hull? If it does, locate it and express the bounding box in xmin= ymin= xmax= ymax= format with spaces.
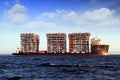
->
xmin=12 ymin=52 xmax=109 ymax=56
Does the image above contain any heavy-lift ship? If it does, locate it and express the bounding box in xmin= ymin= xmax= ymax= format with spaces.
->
xmin=12 ymin=33 xmax=109 ymax=56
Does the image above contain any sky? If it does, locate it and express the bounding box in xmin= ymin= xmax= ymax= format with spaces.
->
xmin=0 ymin=0 xmax=120 ymax=54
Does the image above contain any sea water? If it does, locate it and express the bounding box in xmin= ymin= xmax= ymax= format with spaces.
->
xmin=0 ymin=53 xmax=120 ymax=80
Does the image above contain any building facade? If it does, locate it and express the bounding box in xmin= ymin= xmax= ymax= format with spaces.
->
xmin=68 ymin=33 xmax=91 ymax=53
xmin=46 ymin=33 xmax=66 ymax=53
xmin=20 ymin=33 xmax=39 ymax=53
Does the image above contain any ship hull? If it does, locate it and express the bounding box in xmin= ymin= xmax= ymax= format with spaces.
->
xmin=12 ymin=52 xmax=109 ymax=56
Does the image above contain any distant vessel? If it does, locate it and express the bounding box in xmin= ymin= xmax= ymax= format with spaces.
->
xmin=12 ymin=33 xmax=109 ymax=56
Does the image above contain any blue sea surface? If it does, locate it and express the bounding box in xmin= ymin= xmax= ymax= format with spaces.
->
xmin=0 ymin=54 xmax=120 ymax=80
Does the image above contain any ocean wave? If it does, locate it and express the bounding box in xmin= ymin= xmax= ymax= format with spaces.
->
xmin=0 ymin=55 xmax=120 ymax=80
xmin=96 ymin=65 xmax=116 ymax=69
xmin=38 ymin=62 xmax=82 ymax=67
xmin=4 ymin=76 xmax=24 ymax=80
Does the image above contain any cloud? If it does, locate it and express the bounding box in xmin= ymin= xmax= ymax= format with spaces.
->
xmin=39 ymin=8 xmax=115 ymax=23
xmin=14 ymin=0 xmax=20 ymax=3
xmin=63 ymin=8 xmax=119 ymax=32
xmin=4 ymin=1 xmax=10 ymax=6
xmin=64 ymin=8 xmax=115 ymax=25
xmin=41 ymin=9 xmax=66 ymax=18
xmin=38 ymin=9 xmax=66 ymax=23
xmin=2 ymin=3 xmax=120 ymax=33
xmin=3 ymin=3 xmax=28 ymax=24
xmin=37 ymin=8 xmax=120 ymax=32
xmin=24 ymin=20 xmax=58 ymax=31
xmin=83 ymin=8 xmax=114 ymax=21
xmin=1 ymin=3 xmax=120 ymax=33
